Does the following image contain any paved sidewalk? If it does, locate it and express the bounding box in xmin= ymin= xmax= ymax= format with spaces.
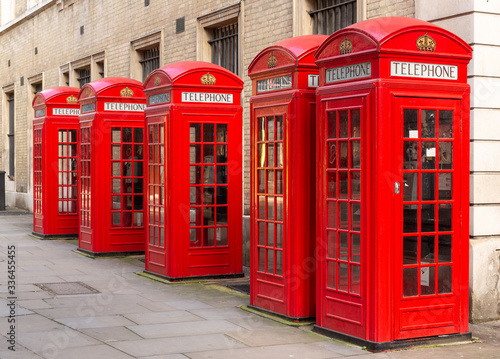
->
xmin=0 ymin=214 xmax=498 ymax=359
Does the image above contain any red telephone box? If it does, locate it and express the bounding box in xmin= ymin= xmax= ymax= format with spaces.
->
xmin=248 ymin=35 xmax=327 ymax=320
xmin=77 ymin=78 xmax=146 ymax=255
xmin=143 ymin=61 xmax=243 ymax=280
xmin=314 ymin=17 xmax=472 ymax=350
xmin=32 ymin=87 xmax=80 ymax=237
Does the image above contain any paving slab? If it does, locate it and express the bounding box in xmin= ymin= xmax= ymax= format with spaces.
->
xmin=17 ymin=299 xmax=53 ymax=310
xmin=164 ymin=299 xmax=214 ymax=310
xmin=126 ymin=319 xmax=244 ymax=338
xmin=226 ymin=326 xmax=324 ymax=347
xmin=79 ymin=326 xmax=144 ymax=342
xmin=41 ymin=344 xmax=136 ymax=359
xmin=110 ymin=334 xmax=247 ymax=357
xmin=55 ymin=314 xmax=136 ymax=329
xmin=139 ymin=355 xmax=191 ymax=359
xmin=123 ymin=310 xmax=204 ymax=325
xmin=189 ymin=307 xmax=255 ymax=320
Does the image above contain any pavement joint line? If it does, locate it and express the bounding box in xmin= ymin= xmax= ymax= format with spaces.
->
xmin=239 ymin=305 xmax=315 ymax=327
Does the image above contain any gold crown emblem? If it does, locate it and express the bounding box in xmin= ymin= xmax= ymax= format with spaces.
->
xmin=154 ymin=76 xmax=161 ymax=86
xmin=417 ymin=33 xmax=436 ymax=52
xmin=267 ymin=54 xmax=278 ymax=68
xmin=120 ymin=87 xmax=134 ymax=97
xmin=66 ymin=95 xmax=78 ymax=103
xmin=201 ymin=73 xmax=216 ymax=85
xmin=339 ymin=37 xmax=353 ymax=55
xmin=37 ymin=96 xmax=42 ymax=104
xmin=84 ymin=88 xmax=90 ymax=97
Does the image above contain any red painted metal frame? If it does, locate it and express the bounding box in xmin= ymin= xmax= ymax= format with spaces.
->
xmin=314 ymin=17 xmax=472 ymax=345
xmin=248 ymin=35 xmax=327 ymax=320
xmin=143 ymin=61 xmax=244 ymax=280
xmin=32 ymin=87 xmax=80 ymax=237
xmin=77 ymin=78 xmax=147 ymax=255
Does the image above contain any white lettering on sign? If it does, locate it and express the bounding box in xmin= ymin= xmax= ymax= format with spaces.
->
xmin=325 ymin=62 xmax=371 ymax=83
xmin=308 ymin=74 xmax=319 ymax=88
xmin=256 ymin=75 xmax=292 ymax=93
xmin=104 ymin=102 xmax=146 ymax=112
xmin=391 ymin=61 xmax=458 ymax=80
xmin=53 ymin=108 xmax=80 ymax=116
xmin=181 ymin=92 xmax=233 ymax=104
xmin=149 ymin=92 xmax=170 ymax=106
xmin=35 ymin=109 xmax=46 ymax=117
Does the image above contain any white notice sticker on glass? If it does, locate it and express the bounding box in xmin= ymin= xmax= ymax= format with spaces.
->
xmin=409 ymin=130 xmax=419 ymax=138
xmin=426 ymin=147 xmax=436 ymax=157
xmin=421 ymin=267 xmax=430 ymax=286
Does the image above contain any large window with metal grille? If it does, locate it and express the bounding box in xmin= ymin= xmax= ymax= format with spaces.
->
xmin=140 ymin=47 xmax=160 ymax=82
xmin=7 ymin=93 xmax=14 ymax=178
xmin=77 ymin=68 xmax=91 ymax=88
xmin=309 ymin=0 xmax=357 ymax=35
xmin=209 ymin=23 xmax=238 ymax=75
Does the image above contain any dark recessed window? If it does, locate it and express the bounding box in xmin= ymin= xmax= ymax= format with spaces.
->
xmin=209 ymin=22 xmax=238 ymax=75
xmin=140 ymin=46 xmax=160 ymax=82
xmin=309 ymin=0 xmax=357 ymax=35
xmin=77 ymin=68 xmax=91 ymax=88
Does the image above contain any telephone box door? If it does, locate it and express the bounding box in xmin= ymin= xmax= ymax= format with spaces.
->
xmin=395 ymin=97 xmax=463 ymax=340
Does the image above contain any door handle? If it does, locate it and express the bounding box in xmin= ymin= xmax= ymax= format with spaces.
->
xmin=395 ymin=182 xmax=400 ymax=195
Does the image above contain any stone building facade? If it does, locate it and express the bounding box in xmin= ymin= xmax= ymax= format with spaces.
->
xmin=1 ymin=0 xmax=498 ymax=322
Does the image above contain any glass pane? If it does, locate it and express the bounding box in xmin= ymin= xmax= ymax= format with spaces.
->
xmin=123 ymin=162 xmax=132 ymax=177
xmin=439 ymin=142 xmax=453 ymax=169
xmin=112 ymin=162 xmax=121 ymax=177
xmin=190 ymin=123 xmax=201 ymax=142
xmin=190 ymin=228 xmax=201 ymax=247
xmin=351 ymin=141 xmax=360 ymax=169
xmin=421 ymin=204 xmax=435 ymax=233
xmin=134 ymin=195 xmax=143 ymax=210
xmin=258 ymin=248 xmax=265 ymax=272
xmin=421 ymin=110 xmax=436 ymax=138
xmin=258 ymin=196 xmax=266 ymax=219
xmin=267 ymin=249 xmax=274 ymax=273
xmin=203 ymin=228 xmax=215 ymax=246
xmin=421 ymin=236 xmax=435 ymax=264
xmin=339 ymin=172 xmax=348 ymax=199
xmin=351 ymin=172 xmax=360 ymax=200
xmin=190 ymin=166 xmax=201 ymax=184
xmin=111 ymin=128 xmax=121 ymax=143
xmin=404 ymin=141 xmax=419 ymax=169
xmin=216 ymin=166 xmax=227 ymax=184
xmin=276 ymin=170 xmax=283 ymax=195
xmin=351 ymin=203 xmax=360 ymax=232
xmin=123 ymin=128 xmax=133 ymax=143
xmin=439 ymin=111 xmax=453 ymax=138
xmin=258 ymin=222 xmax=266 ymax=245
xmin=339 ymin=232 xmax=348 ymax=260
xmin=420 ymin=266 xmax=435 ymax=295
xmin=267 ymin=170 xmax=275 ymax=194
xmin=403 ymin=173 xmax=418 ymax=201
xmin=403 ymin=236 xmax=418 ymax=264
xmin=267 ymin=144 xmax=274 ymax=167
xmin=134 ymin=161 xmax=143 ymax=177
xmin=216 ymin=187 xmax=227 ymax=205
xmin=190 ymin=145 xmax=202 ymax=163
xmin=339 ymin=142 xmax=348 ymax=168
xmin=276 ymin=143 xmax=283 ymax=168
xmin=69 ymin=130 xmax=77 ymax=143
xmin=327 ymin=261 xmax=336 ymax=289
xmin=134 ymin=212 xmax=143 ymax=227
xmin=125 ymin=195 xmax=133 ymax=210
xmin=267 ymin=197 xmax=274 ymax=221
xmin=203 ymin=166 xmax=214 ymax=184
xmin=258 ymin=144 xmax=266 ymax=167
xmin=327 ymin=231 xmax=336 ymax=259
xmin=403 ymin=205 xmax=418 ymax=233
xmin=403 ymin=267 xmax=419 ymax=297
xmin=327 ymin=142 xmax=337 ymax=169
xmin=339 ymin=202 xmax=348 ymax=230
xmin=267 ymin=116 xmax=274 ymax=140
xmin=267 ymin=223 xmax=275 ymax=247
xmin=111 ymin=196 xmax=121 ymax=209
xmin=134 ymin=128 xmax=143 ymax=143
xmin=327 ymin=112 xmax=336 ymax=139
xmin=258 ymin=170 xmax=265 ymax=193
xmin=276 ymin=197 xmax=283 ymax=221
xmin=123 ymin=145 xmax=133 ymax=159
xmin=351 ymin=265 xmax=361 ymax=295
xmin=276 ymin=251 xmax=283 ymax=276
xmin=217 ymin=124 xmax=228 ymax=142
xmin=112 ymin=145 xmax=121 ymax=160
xmin=203 ymin=123 xmax=214 ymax=142
xmin=276 ymin=115 xmax=283 ymax=141
xmin=438 ymin=235 xmax=452 ymax=262
xmin=112 ymin=212 xmax=121 ymax=227
xmin=438 ymin=265 xmax=452 ymax=294
xmin=276 ymin=224 xmax=283 ymax=249
xmin=327 ymin=172 xmax=336 ymax=199
xmin=257 ymin=117 xmax=265 ymax=142
xmin=439 ymin=173 xmax=452 ymax=200
xmin=439 ymin=204 xmax=452 ymax=232
xmin=351 ymin=234 xmax=360 ymax=263
xmin=339 ymin=110 xmax=348 ymax=138
xmin=351 ymin=109 xmax=360 ymax=138
xmin=327 ymin=201 xmax=337 ymax=229
xmin=404 ymin=109 xmax=418 ymax=138
xmin=338 ymin=263 xmax=348 ymax=291
xmin=421 ymin=142 xmax=436 ymax=169
xmin=216 ymin=145 xmax=227 ymax=163
xmin=112 ymin=179 xmax=121 ymax=193
xmin=421 ymin=173 xmax=435 ymax=201
xmin=203 ymin=187 xmax=214 ymax=205
xmin=122 ymin=212 xmax=132 ymax=227
xmin=159 ymin=227 xmax=164 ymax=247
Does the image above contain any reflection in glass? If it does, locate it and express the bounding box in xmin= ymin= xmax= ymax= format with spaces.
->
xmin=203 ymin=207 xmax=215 ymax=226
xmin=327 ymin=261 xmax=336 ymax=289
xmin=439 ymin=204 xmax=452 ymax=231
xmin=276 ymin=197 xmax=283 ymax=221
xmin=421 ymin=172 xmax=435 ymax=201
xmin=257 ymin=117 xmax=265 ymax=142
xmin=421 ymin=110 xmax=436 ymax=138
xmin=339 ymin=232 xmax=348 ymax=260
xmin=268 ymin=197 xmax=274 ymax=221
xmin=258 ymin=248 xmax=265 ymax=272
xmin=190 ymin=166 xmax=201 ymax=184
xmin=438 ymin=265 xmax=452 ymax=293
xmin=352 ymin=141 xmax=360 ymax=169
xmin=217 ymin=124 xmax=228 ymax=142
xmin=421 ymin=204 xmax=435 ymax=233
xmin=267 ymin=223 xmax=275 ymax=247
xmin=203 ymin=145 xmax=214 ymax=163
xmin=267 ymin=116 xmax=274 ymax=141
xmin=112 ymin=179 xmax=121 ymax=193
xmin=190 ymin=228 xmax=201 ymax=247
xmin=351 ymin=202 xmax=361 ymax=231
xmin=112 ymin=196 xmax=121 ymax=209
xmin=112 ymin=162 xmax=121 ymax=177
xmin=134 ymin=212 xmax=143 ymax=227
xmin=338 ymin=263 xmax=349 ymax=291
xmin=339 ymin=172 xmax=348 ymax=199
xmin=403 ymin=236 xmax=418 ymax=264
xmin=276 ymin=251 xmax=283 ymax=276
xmin=403 ymin=173 xmax=418 ymax=201
xmin=267 ymin=249 xmax=274 ymax=273
xmin=267 ymin=170 xmax=274 ymax=194
xmin=439 ymin=173 xmax=452 ymax=200
xmin=421 ymin=142 xmax=436 ymax=169
xmin=421 ymin=266 xmax=435 ymax=295
xmin=112 ymin=145 xmax=121 ymax=160
xmin=276 ymin=116 xmax=283 ymax=141
xmin=403 ymin=267 xmax=418 ymax=297
xmin=403 ymin=205 xmax=418 ymax=233
xmin=439 ymin=142 xmax=453 ymax=169
xmin=258 ymin=196 xmax=266 ymax=219
xmin=328 ymin=142 xmax=337 ymax=169
xmin=216 ymin=187 xmax=227 ymax=204
xmin=134 ymin=128 xmax=143 ymax=143
xmin=258 ymin=170 xmax=265 ymax=193
xmin=439 ymin=111 xmax=453 ymax=138
xmin=216 ymin=165 xmax=227 ymax=184
xmin=203 ymin=187 xmax=214 ymax=205
xmin=327 ymin=201 xmax=337 ymax=229
xmin=339 ymin=110 xmax=348 ymax=138
xmin=327 ymin=112 xmax=337 ymax=139
xmin=267 ymin=143 xmax=274 ymax=167
xmin=327 ymin=231 xmax=336 ymax=259
xmin=123 ymin=128 xmax=133 ymax=143
xmin=204 ymin=166 xmax=214 ymax=184
xmin=404 ymin=109 xmax=418 ymax=138
xmin=339 ymin=142 xmax=348 ymax=168
xmin=339 ymin=202 xmax=349 ymax=230
xmin=258 ymin=222 xmax=265 ymax=245
xmin=112 ymin=212 xmax=121 ymax=227
xmin=351 ymin=172 xmax=361 ymax=200
xmin=404 ymin=141 xmax=419 ymax=169
xmin=203 ymin=123 xmax=214 ymax=142
xmin=351 ymin=109 xmax=360 ymax=137
xmin=327 ymin=172 xmax=337 ymax=199
xmin=258 ymin=144 xmax=266 ymax=168
xmin=276 ymin=143 xmax=283 ymax=168
xmin=190 ymin=123 xmax=201 ymax=142
xmin=351 ymin=265 xmax=361 ymax=295
xmin=216 ymin=145 xmax=227 ymax=163
xmin=112 ymin=128 xmax=121 ymax=143
xmin=438 ymin=235 xmax=452 ymax=262
xmin=276 ymin=170 xmax=283 ymax=194
xmin=421 ymin=235 xmax=435 ymax=263
xmin=276 ymin=224 xmax=283 ymax=248
xmin=351 ymin=234 xmax=360 ymax=263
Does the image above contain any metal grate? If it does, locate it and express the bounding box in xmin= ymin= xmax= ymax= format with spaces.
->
xmin=176 ymin=17 xmax=185 ymax=34
xmin=309 ymin=0 xmax=357 ymax=35
xmin=209 ymin=23 xmax=238 ymax=75
xmin=140 ymin=47 xmax=160 ymax=82
xmin=77 ymin=68 xmax=91 ymax=88
xmin=35 ymin=282 xmax=100 ymax=296
xmin=7 ymin=93 xmax=14 ymax=177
